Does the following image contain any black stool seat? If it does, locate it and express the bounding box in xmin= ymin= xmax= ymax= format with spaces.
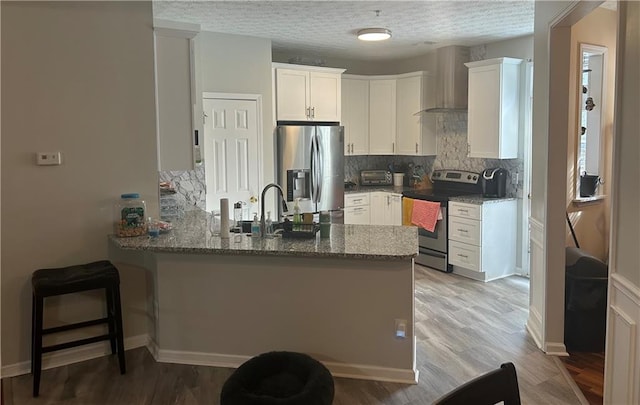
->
xmin=220 ymin=351 xmax=334 ymax=405
xmin=31 ymin=260 xmax=125 ymax=397
xmin=32 ymin=260 xmax=120 ymax=296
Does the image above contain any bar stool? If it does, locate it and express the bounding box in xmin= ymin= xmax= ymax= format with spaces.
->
xmin=31 ymin=260 xmax=126 ymax=397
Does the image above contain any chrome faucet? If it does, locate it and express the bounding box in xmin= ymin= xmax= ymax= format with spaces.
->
xmin=260 ymin=183 xmax=288 ymax=237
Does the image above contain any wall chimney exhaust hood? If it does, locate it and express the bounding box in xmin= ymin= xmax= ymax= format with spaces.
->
xmin=419 ymin=45 xmax=470 ymax=113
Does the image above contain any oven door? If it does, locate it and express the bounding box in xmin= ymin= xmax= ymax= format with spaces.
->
xmin=417 ymin=206 xmax=447 ymax=253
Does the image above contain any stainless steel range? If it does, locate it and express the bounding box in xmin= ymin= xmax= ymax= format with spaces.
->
xmin=402 ymin=169 xmax=482 ymax=272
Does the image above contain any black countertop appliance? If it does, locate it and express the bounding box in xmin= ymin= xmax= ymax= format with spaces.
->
xmin=481 ymin=168 xmax=508 ymax=198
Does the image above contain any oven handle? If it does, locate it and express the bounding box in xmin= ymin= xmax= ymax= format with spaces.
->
xmin=418 ymin=249 xmax=446 ymax=259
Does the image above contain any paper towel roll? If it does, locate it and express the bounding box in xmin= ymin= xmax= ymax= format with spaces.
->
xmin=220 ymin=198 xmax=230 ymax=239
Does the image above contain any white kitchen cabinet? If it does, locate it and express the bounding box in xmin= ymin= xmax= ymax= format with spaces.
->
xmin=344 ymin=192 xmax=370 ymax=225
xmin=274 ymin=63 xmax=345 ymax=122
xmin=448 ymin=200 xmax=517 ymax=282
xmin=370 ymin=192 xmax=402 ymax=226
xmin=341 ymin=77 xmax=369 ymax=155
xmin=396 ymin=73 xmax=437 ymax=156
xmin=465 ymin=57 xmax=522 ymax=159
xmin=154 ymin=22 xmax=201 ymax=171
xmin=368 ymin=79 xmax=396 ymax=155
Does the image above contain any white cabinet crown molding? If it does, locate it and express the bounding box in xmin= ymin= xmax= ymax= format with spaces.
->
xmin=153 ymin=19 xmax=200 ymax=38
xmin=465 ymin=57 xmax=523 ymax=68
xmin=272 ymin=62 xmax=345 ymax=74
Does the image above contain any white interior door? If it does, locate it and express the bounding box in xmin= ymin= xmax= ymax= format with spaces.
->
xmin=204 ymin=98 xmax=260 ymax=216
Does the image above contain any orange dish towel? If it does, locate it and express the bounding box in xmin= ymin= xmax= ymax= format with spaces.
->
xmin=402 ymin=197 xmax=414 ymax=226
xmin=411 ymin=200 xmax=442 ymax=232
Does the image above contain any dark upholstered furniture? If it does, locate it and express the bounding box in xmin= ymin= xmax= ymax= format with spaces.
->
xmin=220 ymin=351 xmax=334 ymax=405
xmin=31 ymin=260 xmax=126 ymax=397
xmin=433 ymin=362 xmax=521 ymax=405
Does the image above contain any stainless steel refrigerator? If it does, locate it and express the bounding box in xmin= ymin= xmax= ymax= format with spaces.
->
xmin=276 ymin=125 xmax=344 ymax=222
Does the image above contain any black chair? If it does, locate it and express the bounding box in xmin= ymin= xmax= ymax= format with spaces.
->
xmin=433 ymin=362 xmax=521 ymax=405
xmin=220 ymin=351 xmax=334 ymax=405
xmin=31 ymin=260 xmax=126 ymax=397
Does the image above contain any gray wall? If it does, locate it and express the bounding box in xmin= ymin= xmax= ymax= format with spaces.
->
xmin=1 ymin=1 xmax=157 ymax=367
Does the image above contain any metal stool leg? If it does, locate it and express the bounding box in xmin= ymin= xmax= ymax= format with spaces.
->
xmin=32 ymin=295 xmax=44 ymax=397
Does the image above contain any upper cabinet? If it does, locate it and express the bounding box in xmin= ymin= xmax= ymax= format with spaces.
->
xmin=341 ymin=77 xmax=369 ymax=155
xmin=465 ymin=57 xmax=522 ymax=159
xmin=273 ymin=63 xmax=345 ymax=122
xmin=154 ymin=20 xmax=201 ymax=171
xmin=342 ymin=72 xmax=436 ymax=156
xmin=396 ymin=72 xmax=437 ymax=156
xmin=369 ymin=79 xmax=397 ymax=155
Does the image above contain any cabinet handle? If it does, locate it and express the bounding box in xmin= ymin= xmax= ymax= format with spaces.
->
xmin=458 ymin=254 xmax=469 ymax=258
xmin=458 ymin=209 xmax=469 ymax=213
xmin=457 ymin=229 xmax=469 ymax=233
xmin=353 ymin=199 xmax=362 ymax=203
xmin=350 ymin=143 xmax=353 ymax=154
xmin=392 ymin=142 xmax=395 ymax=153
xmin=415 ymin=142 xmax=418 ymax=153
xmin=306 ymin=107 xmax=310 ymax=119
xmin=311 ymin=107 xmax=315 ymax=119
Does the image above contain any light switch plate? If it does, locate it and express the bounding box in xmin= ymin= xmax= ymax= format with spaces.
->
xmin=36 ymin=152 xmax=62 ymax=166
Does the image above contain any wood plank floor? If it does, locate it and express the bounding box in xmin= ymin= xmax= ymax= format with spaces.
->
xmin=3 ymin=265 xmax=583 ymax=404
xmin=559 ymin=352 xmax=605 ymax=404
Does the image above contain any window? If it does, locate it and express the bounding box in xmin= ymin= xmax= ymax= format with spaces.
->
xmin=576 ymin=44 xmax=607 ymax=198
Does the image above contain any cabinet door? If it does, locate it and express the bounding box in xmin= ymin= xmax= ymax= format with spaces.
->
xmin=155 ymin=33 xmax=196 ymax=171
xmin=467 ymin=64 xmax=501 ymax=158
xmin=341 ymin=78 xmax=369 ymax=155
xmin=344 ymin=206 xmax=370 ymax=225
xmin=369 ymin=192 xmax=386 ymax=225
xmin=276 ymin=69 xmax=310 ymax=121
xmin=396 ymin=76 xmax=421 ymax=155
xmin=388 ymin=193 xmax=403 ymax=225
xmin=369 ymin=80 xmax=396 ymax=155
xmin=310 ymin=72 xmax=341 ymax=122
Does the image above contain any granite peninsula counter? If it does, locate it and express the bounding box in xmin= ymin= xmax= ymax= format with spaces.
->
xmin=109 ymin=210 xmax=419 ymax=384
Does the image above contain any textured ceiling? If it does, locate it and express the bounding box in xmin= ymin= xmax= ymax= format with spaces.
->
xmin=152 ymin=1 xmax=535 ymax=61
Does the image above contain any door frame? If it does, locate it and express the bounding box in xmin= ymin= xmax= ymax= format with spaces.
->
xmin=202 ymin=92 xmax=264 ymax=212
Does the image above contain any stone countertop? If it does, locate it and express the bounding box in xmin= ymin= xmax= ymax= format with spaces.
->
xmin=449 ymin=194 xmax=518 ymax=204
xmin=109 ymin=210 xmax=417 ymax=260
xmin=345 ymin=185 xmax=418 ymax=194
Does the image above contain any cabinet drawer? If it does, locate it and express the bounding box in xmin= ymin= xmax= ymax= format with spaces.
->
xmin=345 ymin=193 xmax=370 ymax=207
xmin=344 ymin=206 xmax=370 ymax=225
xmin=449 ymin=240 xmax=481 ymax=272
xmin=449 ymin=216 xmax=481 ymax=246
xmin=449 ymin=202 xmax=481 ymax=220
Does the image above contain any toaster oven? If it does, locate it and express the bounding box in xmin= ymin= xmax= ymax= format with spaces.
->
xmin=360 ymin=170 xmax=393 ymax=186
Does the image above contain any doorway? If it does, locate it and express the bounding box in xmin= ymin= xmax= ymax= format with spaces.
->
xmin=202 ymin=94 xmax=263 ymax=215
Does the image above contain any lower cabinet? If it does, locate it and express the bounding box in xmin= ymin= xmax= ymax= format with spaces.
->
xmin=344 ymin=193 xmax=370 ymax=225
xmin=370 ymin=192 xmax=402 ymax=226
xmin=344 ymin=191 xmax=402 ymax=225
xmin=448 ymin=200 xmax=517 ymax=282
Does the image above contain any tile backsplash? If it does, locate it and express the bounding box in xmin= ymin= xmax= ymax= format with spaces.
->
xmin=159 ymin=166 xmax=206 ymax=220
xmin=346 ymin=112 xmax=523 ymax=196
xmin=162 ymin=112 xmax=523 ymax=208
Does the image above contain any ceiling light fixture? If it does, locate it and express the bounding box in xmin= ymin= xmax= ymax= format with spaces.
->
xmin=357 ymin=28 xmax=392 ymax=41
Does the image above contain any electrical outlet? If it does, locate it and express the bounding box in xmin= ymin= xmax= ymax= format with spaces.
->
xmin=395 ymin=319 xmax=407 ymax=339
xmin=36 ymin=152 xmax=62 ymax=166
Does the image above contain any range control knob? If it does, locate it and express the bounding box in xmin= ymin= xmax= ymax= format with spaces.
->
xmin=473 ymin=176 xmax=477 ymax=181
xmin=467 ymin=175 xmax=472 ymax=180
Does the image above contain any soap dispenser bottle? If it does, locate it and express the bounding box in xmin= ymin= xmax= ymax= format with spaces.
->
xmin=251 ymin=213 xmax=260 ymax=237
xmin=293 ymin=199 xmax=301 ymax=230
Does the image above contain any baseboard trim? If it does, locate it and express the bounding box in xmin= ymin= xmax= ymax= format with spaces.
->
xmin=544 ymin=341 xmax=568 ymax=356
xmin=1 ymin=334 xmax=149 ymax=378
xmin=157 ymin=348 xmax=419 ymax=384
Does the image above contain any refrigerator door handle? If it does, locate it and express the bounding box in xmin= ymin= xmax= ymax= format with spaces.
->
xmin=310 ymin=132 xmax=318 ymax=203
xmin=316 ymin=137 xmax=323 ymax=203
